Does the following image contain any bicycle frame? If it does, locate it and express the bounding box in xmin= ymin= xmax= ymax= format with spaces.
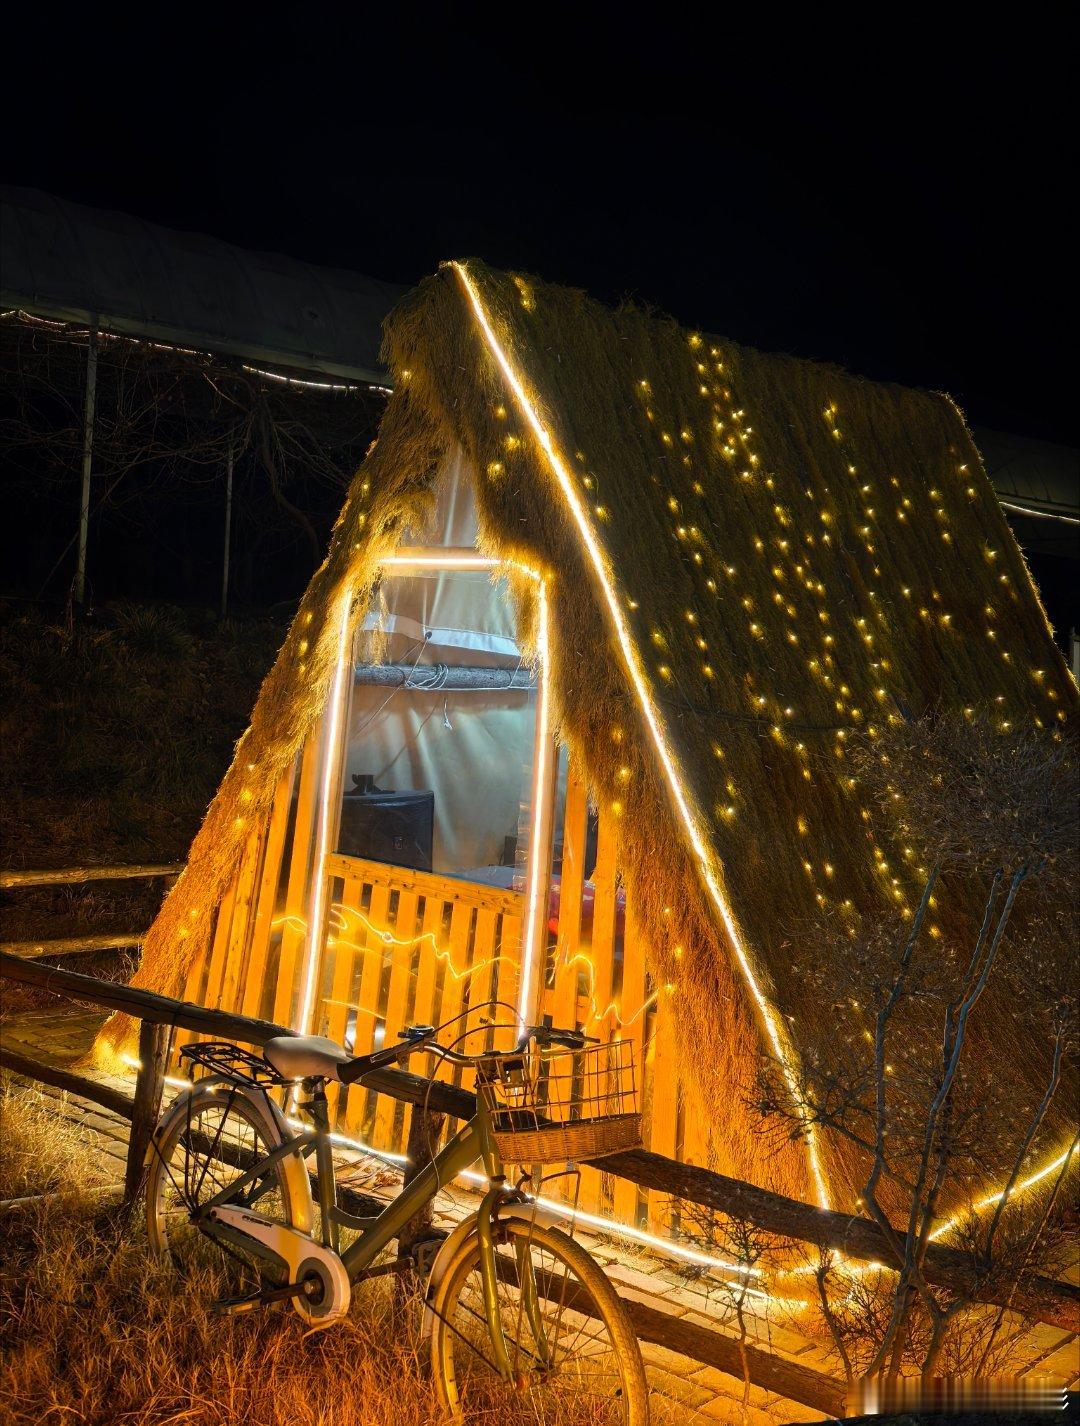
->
xmin=194 ymin=1079 xmax=524 ymax=1378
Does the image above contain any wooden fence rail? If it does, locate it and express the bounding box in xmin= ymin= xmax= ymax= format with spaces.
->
xmin=1 ymin=933 xmax=146 ymax=960
xmin=0 ymin=861 xmax=185 ymax=960
xmin=1 ymin=951 xmax=1076 ymax=1413
xmin=0 ymin=863 xmax=184 ymax=889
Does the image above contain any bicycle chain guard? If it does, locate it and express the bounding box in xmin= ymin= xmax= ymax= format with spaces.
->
xmin=206 ymin=1205 xmax=351 ymax=1329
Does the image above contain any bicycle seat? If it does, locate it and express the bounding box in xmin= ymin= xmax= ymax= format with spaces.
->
xmin=263 ymin=1035 xmax=351 ymax=1081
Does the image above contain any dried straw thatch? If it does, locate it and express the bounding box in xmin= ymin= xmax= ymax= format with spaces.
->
xmin=98 ymin=261 xmax=1077 ymax=1204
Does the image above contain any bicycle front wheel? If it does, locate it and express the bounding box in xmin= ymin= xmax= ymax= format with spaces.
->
xmin=430 ymin=1218 xmax=648 ymax=1425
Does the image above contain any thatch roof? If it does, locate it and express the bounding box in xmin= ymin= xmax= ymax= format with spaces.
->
xmin=98 ymin=260 xmax=1077 ymax=1206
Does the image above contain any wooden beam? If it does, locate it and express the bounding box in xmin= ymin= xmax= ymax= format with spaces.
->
xmin=1 ymin=934 xmax=145 ymax=960
xmin=508 ymin=1253 xmax=846 ymax=1417
xmin=325 ymin=853 xmax=521 ymax=917
xmin=0 ymin=1047 xmax=135 ymax=1120
xmin=354 ymin=663 xmax=535 ymax=691
xmin=0 ymin=951 xmax=294 ymax=1046
xmin=2 ymin=950 xmax=1075 ymax=1334
xmin=625 ymin=1297 xmax=845 ymax=1416
xmin=0 ymin=864 xmax=183 ymax=889
xmin=593 ymin=1148 xmax=1080 ymax=1337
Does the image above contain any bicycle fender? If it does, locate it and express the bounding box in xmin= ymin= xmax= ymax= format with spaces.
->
xmin=145 ymin=1079 xmax=314 ymax=1235
xmin=421 ymin=1200 xmax=566 ymax=1344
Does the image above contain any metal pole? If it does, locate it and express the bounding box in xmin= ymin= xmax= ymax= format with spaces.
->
xmin=74 ymin=327 xmax=99 ymax=608
xmin=221 ymin=436 xmax=234 ymax=617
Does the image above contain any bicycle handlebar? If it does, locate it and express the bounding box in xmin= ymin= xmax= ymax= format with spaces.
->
xmin=336 ymin=1022 xmax=593 ymax=1086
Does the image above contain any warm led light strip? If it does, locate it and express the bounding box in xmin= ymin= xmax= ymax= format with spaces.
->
xmin=295 ymin=591 xmax=356 ymax=1034
xmin=453 ymin=261 xmax=830 ymax=1208
xmin=928 ymin=1138 xmax=1078 ymax=1243
xmin=286 ymin=1115 xmax=768 ymax=1290
xmin=296 ymin=549 xmax=553 ymax=1037
xmin=520 ymin=575 xmax=554 ymax=1032
xmin=382 ymin=549 xmax=503 ymax=571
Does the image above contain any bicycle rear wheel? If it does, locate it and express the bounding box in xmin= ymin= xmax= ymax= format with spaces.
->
xmin=146 ymin=1083 xmax=309 ymax=1301
xmin=429 ymin=1218 xmax=648 ymax=1425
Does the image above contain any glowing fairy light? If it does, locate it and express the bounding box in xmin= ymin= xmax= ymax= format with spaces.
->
xmin=452 ymin=260 xmax=830 ymax=1209
xmin=120 ymin=1053 xmax=190 ymax=1091
xmin=295 ymin=591 xmax=355 ymax=1034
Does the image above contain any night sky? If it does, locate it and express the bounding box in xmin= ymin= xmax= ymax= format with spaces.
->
xmin=4 ymin=13 xmax=1075 ymax=445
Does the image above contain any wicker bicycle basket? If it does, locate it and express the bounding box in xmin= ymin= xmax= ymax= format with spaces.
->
xmin=476 ymin=1038 xmax=641 ymax=1164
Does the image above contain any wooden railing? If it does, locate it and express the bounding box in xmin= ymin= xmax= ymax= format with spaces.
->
xmin=0 ymin=862 xmax=183 ymax=961
xmin=1 ymin=949 xmax=1077 ymax=1418
xmin=318 ymin=853 xmax=524 ymax=1149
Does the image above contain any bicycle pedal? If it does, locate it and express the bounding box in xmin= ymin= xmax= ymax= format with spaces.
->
xmin=211 ymin=1292 xmax=261 ymax=1316
xmin=410 ymin=1235 xmax=445 ymax=1277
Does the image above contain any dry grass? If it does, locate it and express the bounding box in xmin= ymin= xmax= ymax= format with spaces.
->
xmin=0 ymin=1082 xmax=448 ymax=1426
xmin=0 ymin=1086 xmax=650 ymax=1426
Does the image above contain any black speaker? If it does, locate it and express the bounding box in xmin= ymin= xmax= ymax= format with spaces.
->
xmin=338 ymin=776 xmax=435 ymax=872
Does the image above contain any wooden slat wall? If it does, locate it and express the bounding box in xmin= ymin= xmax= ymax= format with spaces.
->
xmin=173 ymin=741 xmax=689 ymax=1239
xmin=240 ymin=770 xmax=295 ymax=1021
xmin=533 ymin=760 xmax=672 ymax=1229
xmin=172 ymin=764 xmax=298 ymax=1060
xmin=271 ymin=729 xmax=323 ymax=1029
xmin=319 ymin=853 xmax=523 ymax=1156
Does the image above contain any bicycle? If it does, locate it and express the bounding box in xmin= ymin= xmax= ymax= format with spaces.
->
xmin=144 ymin=1011 xmax=649 ymax=1424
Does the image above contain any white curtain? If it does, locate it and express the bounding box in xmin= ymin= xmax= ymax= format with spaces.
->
xmin=342 ymin=450 xmax=536 ymax=876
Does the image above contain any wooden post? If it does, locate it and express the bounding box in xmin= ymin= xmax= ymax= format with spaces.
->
xmin=123 ymin=1020 xmax=170 ymax=1204
xmin=221 ymin=436 xmax=234 ymax=618
xmin=75 ymin=326 xmax=99 ymax=610
xmin=396 ymin=1104 xmax=445 ymax=1282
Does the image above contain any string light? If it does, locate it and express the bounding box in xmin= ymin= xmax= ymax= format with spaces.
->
xmin=927 ymin=1139 xmax=1079 ymax=1242
xmin=452 ymin=260 xmax=831 ymax=1210
xmin=2 ymin=309 xmax=391 ymax=396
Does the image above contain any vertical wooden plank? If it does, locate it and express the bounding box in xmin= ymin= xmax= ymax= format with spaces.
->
xmin=351 ymin=883 xmax=392 ymax=1057
xmin=201 ymin=880 xmax=237 ymax=1012
xmin=372 ymin=889 xmax=420 ymax=1150
xmin=323 ymin=874 xmax=363 ymax=1123
xmin=217 ymin=826 xmax=265 ymax=1017
xmin=432 ymin=901 xmax=475 ymax=1087
xmin=680 ymin=1055 xmax=711 ymax=1172
xmin=613 ymin=891 xmax=649 ymax=1228
xmin=324 ymin=876 xmax=362 ymax=1046
xmin=272 ymin=727 xmax=323 ymax=1028
xmin=240 ymin=768 xmax=295 ymax=1020
xmin=492 ymin=910 xmax=522 ymax=1051
xmin=575 ymin=805 xmax=622 ymax=1214
xmin=647 ymin=987 xmax=680 ymax=1232
xmin=408 ymin=896 xmax=448 ymax=1075
xmin=173 ymin=909 xmax=218 ymax=1056
xmin=588 ymin=806 xmax=620 ymax=1041
xmin=341 ymin=881 xmax=392 ymax=1137
xmin=124 ymin=1020 xmax=169 ymax=1204
xmin=457 ymin=906 xmax=498 ymax=1097
xmin=552 ymin=765 xmax=588 ymax=1035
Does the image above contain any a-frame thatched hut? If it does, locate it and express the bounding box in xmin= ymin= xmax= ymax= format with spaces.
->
xmin=97 ymin=260 xmax=1076 ymax=1219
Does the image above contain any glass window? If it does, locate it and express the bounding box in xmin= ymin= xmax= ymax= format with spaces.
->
xmin=335 ymin=564 xmax=540 ymax=891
